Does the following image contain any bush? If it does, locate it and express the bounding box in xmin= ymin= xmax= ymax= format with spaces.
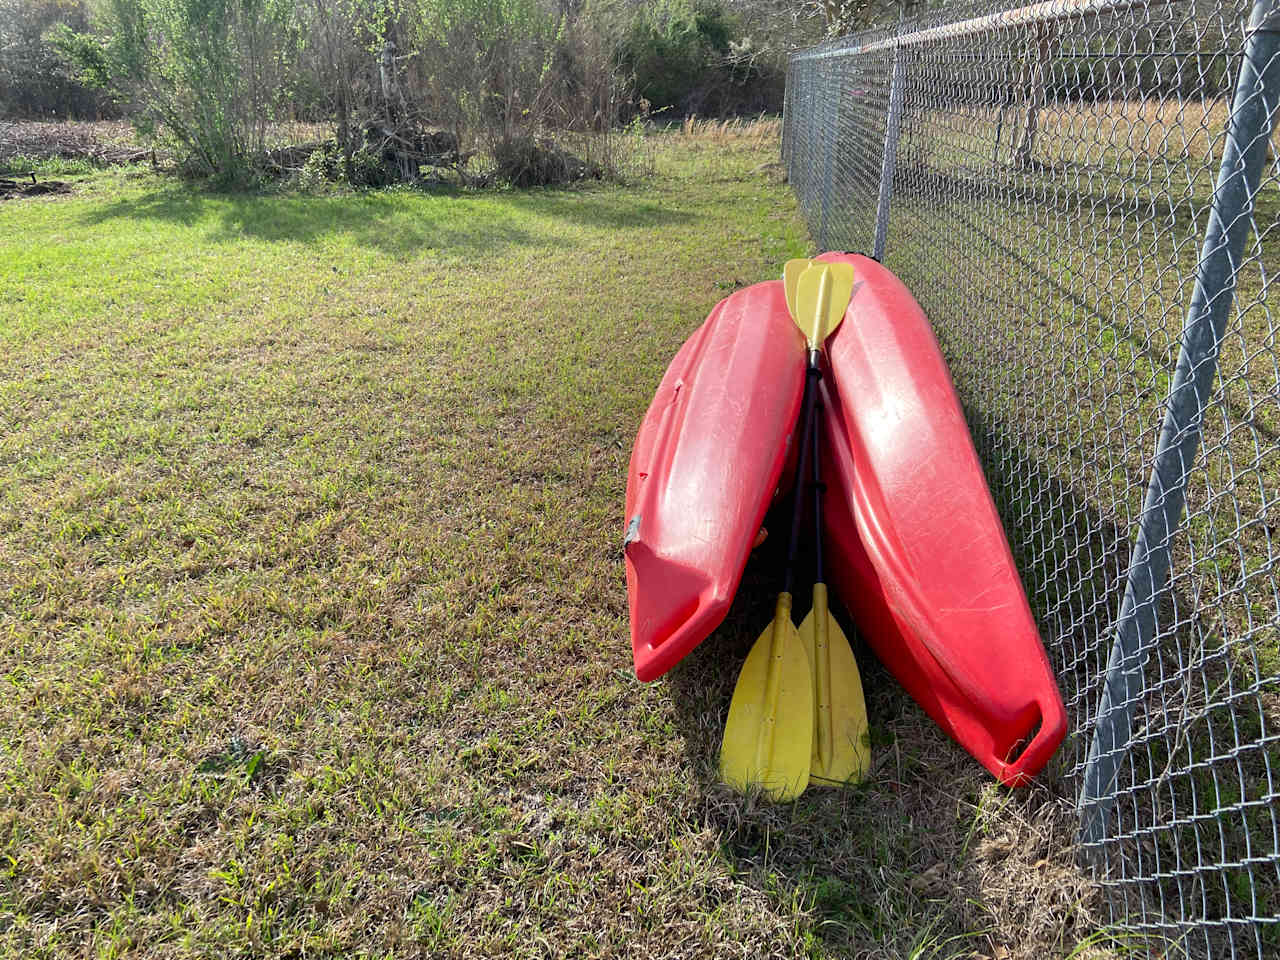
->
xmin=56 ymin=0 xmax=299 ymax=181
xmin=491 ymin=134 xmax=602 ymax=187
xmin=616 ymin=0 xmax=783 ymax=116
xmin=0 ymin=0 xmax=116 ymax=118
xmin=400 ymin=0 xmax=635 ymax=183
xmin=619 ymin=0 xmax=730 ymax=114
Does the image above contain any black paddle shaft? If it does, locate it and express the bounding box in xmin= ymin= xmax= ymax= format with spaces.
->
xmin=782 ymin=359 xmax=823 ymax=596
xmin=811 ymin=372 xmax=826 ymax=587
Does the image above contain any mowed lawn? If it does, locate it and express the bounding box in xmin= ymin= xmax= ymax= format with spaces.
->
xmin=1 ymin=130 xmax=1102 ymax=959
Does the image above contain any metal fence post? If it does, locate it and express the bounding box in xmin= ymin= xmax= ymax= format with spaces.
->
xmin=781 ymin=63 xmax=790 ymax=169
xmin=819 ymin=61 xmax=836 ymax=250
xmin=809 ymin=60 xmax=821 ymax=230
xmin=794 ymin=59 xmax=808 ymax=224
xmin=873 ymin=37 xmax=906 ymax=261
xmin=1078 ymin=0 xmax=1280 ymax=846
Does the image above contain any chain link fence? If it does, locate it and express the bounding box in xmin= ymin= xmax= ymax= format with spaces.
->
xmin=784 ymin=0 xmax=1279 ymax=954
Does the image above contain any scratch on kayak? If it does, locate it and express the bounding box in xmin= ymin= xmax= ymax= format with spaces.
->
xmin=939 ymin=601 xmax=1014 ymax=615
xmin=968 ymin=583 xmax=1005 ymax=605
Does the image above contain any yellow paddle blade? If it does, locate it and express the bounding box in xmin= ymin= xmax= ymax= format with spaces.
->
xmin=720 ymin=592 xmax=814 ymax=802
xmin=783 ymin=258 xmax=812 ymax=322
xmin=795 ymin=261 xmax=855 ymax=350
xmin=800 ymin=584 xmax=871 ymax=786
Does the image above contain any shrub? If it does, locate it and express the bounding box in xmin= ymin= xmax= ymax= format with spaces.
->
xmin=56 ymin=0 xmax=299 ymax=181
xmin=0 ymin=0 xmax=115 ymax=118
xmin=615 ymin=0 xmax=784 ymax=116
xmin=490 ymin=134 xmax=602 ymax=187
xmin=618 ymin=0 xmax=732 ymax=114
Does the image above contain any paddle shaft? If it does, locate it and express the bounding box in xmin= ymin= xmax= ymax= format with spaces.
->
xmin=810 ymin=364 xmax=825 ymax=586
xmin=757 ymin=353 xmax=819 ymax=774
xmin=782 ymin=353 xmax=821 ymax=596
xmin=808 ymin=359 xmax=833 ymax=770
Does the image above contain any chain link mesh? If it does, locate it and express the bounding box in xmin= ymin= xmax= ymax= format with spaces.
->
xmin=785 ymin=1 xmax=1279 ymax=954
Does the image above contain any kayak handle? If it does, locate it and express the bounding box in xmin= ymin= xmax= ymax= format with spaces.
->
xmin=997 ymin=694 xmax=1069 ymax=787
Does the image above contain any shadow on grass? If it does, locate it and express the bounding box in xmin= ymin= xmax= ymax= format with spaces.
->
xmin=658 ymin=404 xmax=1271 ymax=957
xmin=74 ymin=180 xmax=697 ymax=259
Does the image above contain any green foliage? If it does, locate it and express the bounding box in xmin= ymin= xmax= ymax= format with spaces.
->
xmin=0 ymin=153 xmax=96 ymax=175
xmin=297 ymin=139 xmax=401 ymax=188
xmin=298 ymin=141 xmax=339 ymax=190
xmin=48 ymin=25 xmax=112 ymax=90
xmin=14 ymin=0 xmax=782 ymax=187
xmin=617 ymin=0 xmax=777 ymax=115
xmin=0 ymin=0 xmax=113 ymax=118
xmin=57 ymin=0 xmax=301 ymax=180
xmin=410 ymin=0 xmax=568 ymax=133
xmin=619 ymin=0 xmax=729 ymax=112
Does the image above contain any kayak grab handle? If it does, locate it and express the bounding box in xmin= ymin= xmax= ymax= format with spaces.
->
xmin=996 ymin=694 xmax=1069 ymax=787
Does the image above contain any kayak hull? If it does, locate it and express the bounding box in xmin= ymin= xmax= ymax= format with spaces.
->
xmin=815 ymin=252 xmax=1066 ymax=785
xmin=625 ymin=281 xmax=806 ymax=682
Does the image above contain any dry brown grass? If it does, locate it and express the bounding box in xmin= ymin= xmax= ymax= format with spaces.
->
xmin=0 ymin=120 xmax=143 ymax=161
xmin=0 ymin=119 xmax=333 ymax=167
xmin=679 ymin=114 xmax=784 ymax=146
xmin=1034 ymin=98 xmax=1234 ymax=170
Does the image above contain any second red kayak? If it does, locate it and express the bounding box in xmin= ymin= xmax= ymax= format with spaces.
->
xmin=815 ymin=252 xmax=1066 ymax=786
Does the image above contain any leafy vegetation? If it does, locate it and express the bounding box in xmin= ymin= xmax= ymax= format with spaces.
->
xmin=0 ymin=0 xmax=114 ymax=118
xmin=618 ymin=0 xmax=779 ymax=115
xmin=5 ymin=0 xmax=821 ymax=183
xmin=53 ymin=0 xmax=298 ymax=181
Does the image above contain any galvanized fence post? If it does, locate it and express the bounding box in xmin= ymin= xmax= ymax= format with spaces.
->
xmin=781 ymin=63 xmax=790 ymax=169
xmin=810 ymin=60 xmax=822 ymax=232
xmin=794 ymin=58 xmax=809 ymax=225
xmin=819 ymin=60 xmax=836 ymax=250
xmin=1078 ymin=0 xmax=1280 ymax=845
xmin=873 ymin=35 xmax=906 ymax=261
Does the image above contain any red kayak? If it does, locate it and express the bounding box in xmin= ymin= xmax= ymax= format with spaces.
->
xmin=624 ymin=254 xmax=1065 ymax=784
xmin=814 ymin=252 xmax=1066 ymax=785
xmin=624 ymin=281 xmax=805 ymax=682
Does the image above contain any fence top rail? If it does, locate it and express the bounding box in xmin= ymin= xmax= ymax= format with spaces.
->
xmin=789 ymin=0 xmax=1170 ymax=63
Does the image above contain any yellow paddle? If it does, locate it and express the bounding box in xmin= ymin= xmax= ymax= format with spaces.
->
xmin=792 ymin=259 xmax=854 ymax=349
xmin=720 ymin=260 xmax=859 ymax=802
xmin=800 ymin=393 xmax=871 ymax=786
xmin=720 ymin=379 xmax=818 ymax=802
xmin=793 ymin=260 xmax=870 ymax=786
xmin=783 ymin=258 xmax=808 ymax=320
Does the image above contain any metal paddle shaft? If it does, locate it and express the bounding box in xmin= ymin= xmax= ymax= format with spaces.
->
xmin=719 ymin=345 xmax=819 ymax=802
xmin=808 ymin=368 xmax=834 ymax=771
xmin=810 ymin=370 xmax=826 ymax=588
xmin=756 ymin=368 xmax=817 ymax=776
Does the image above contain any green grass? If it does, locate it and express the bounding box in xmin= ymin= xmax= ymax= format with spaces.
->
xmin=0 ymin=128 xmax=1122 ymax=959
xmin=0 ymin=155 xmax=102 ymax=177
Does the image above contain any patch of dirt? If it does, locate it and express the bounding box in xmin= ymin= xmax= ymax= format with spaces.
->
xmin=0 ymin=176 xmax=71 ymax=200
